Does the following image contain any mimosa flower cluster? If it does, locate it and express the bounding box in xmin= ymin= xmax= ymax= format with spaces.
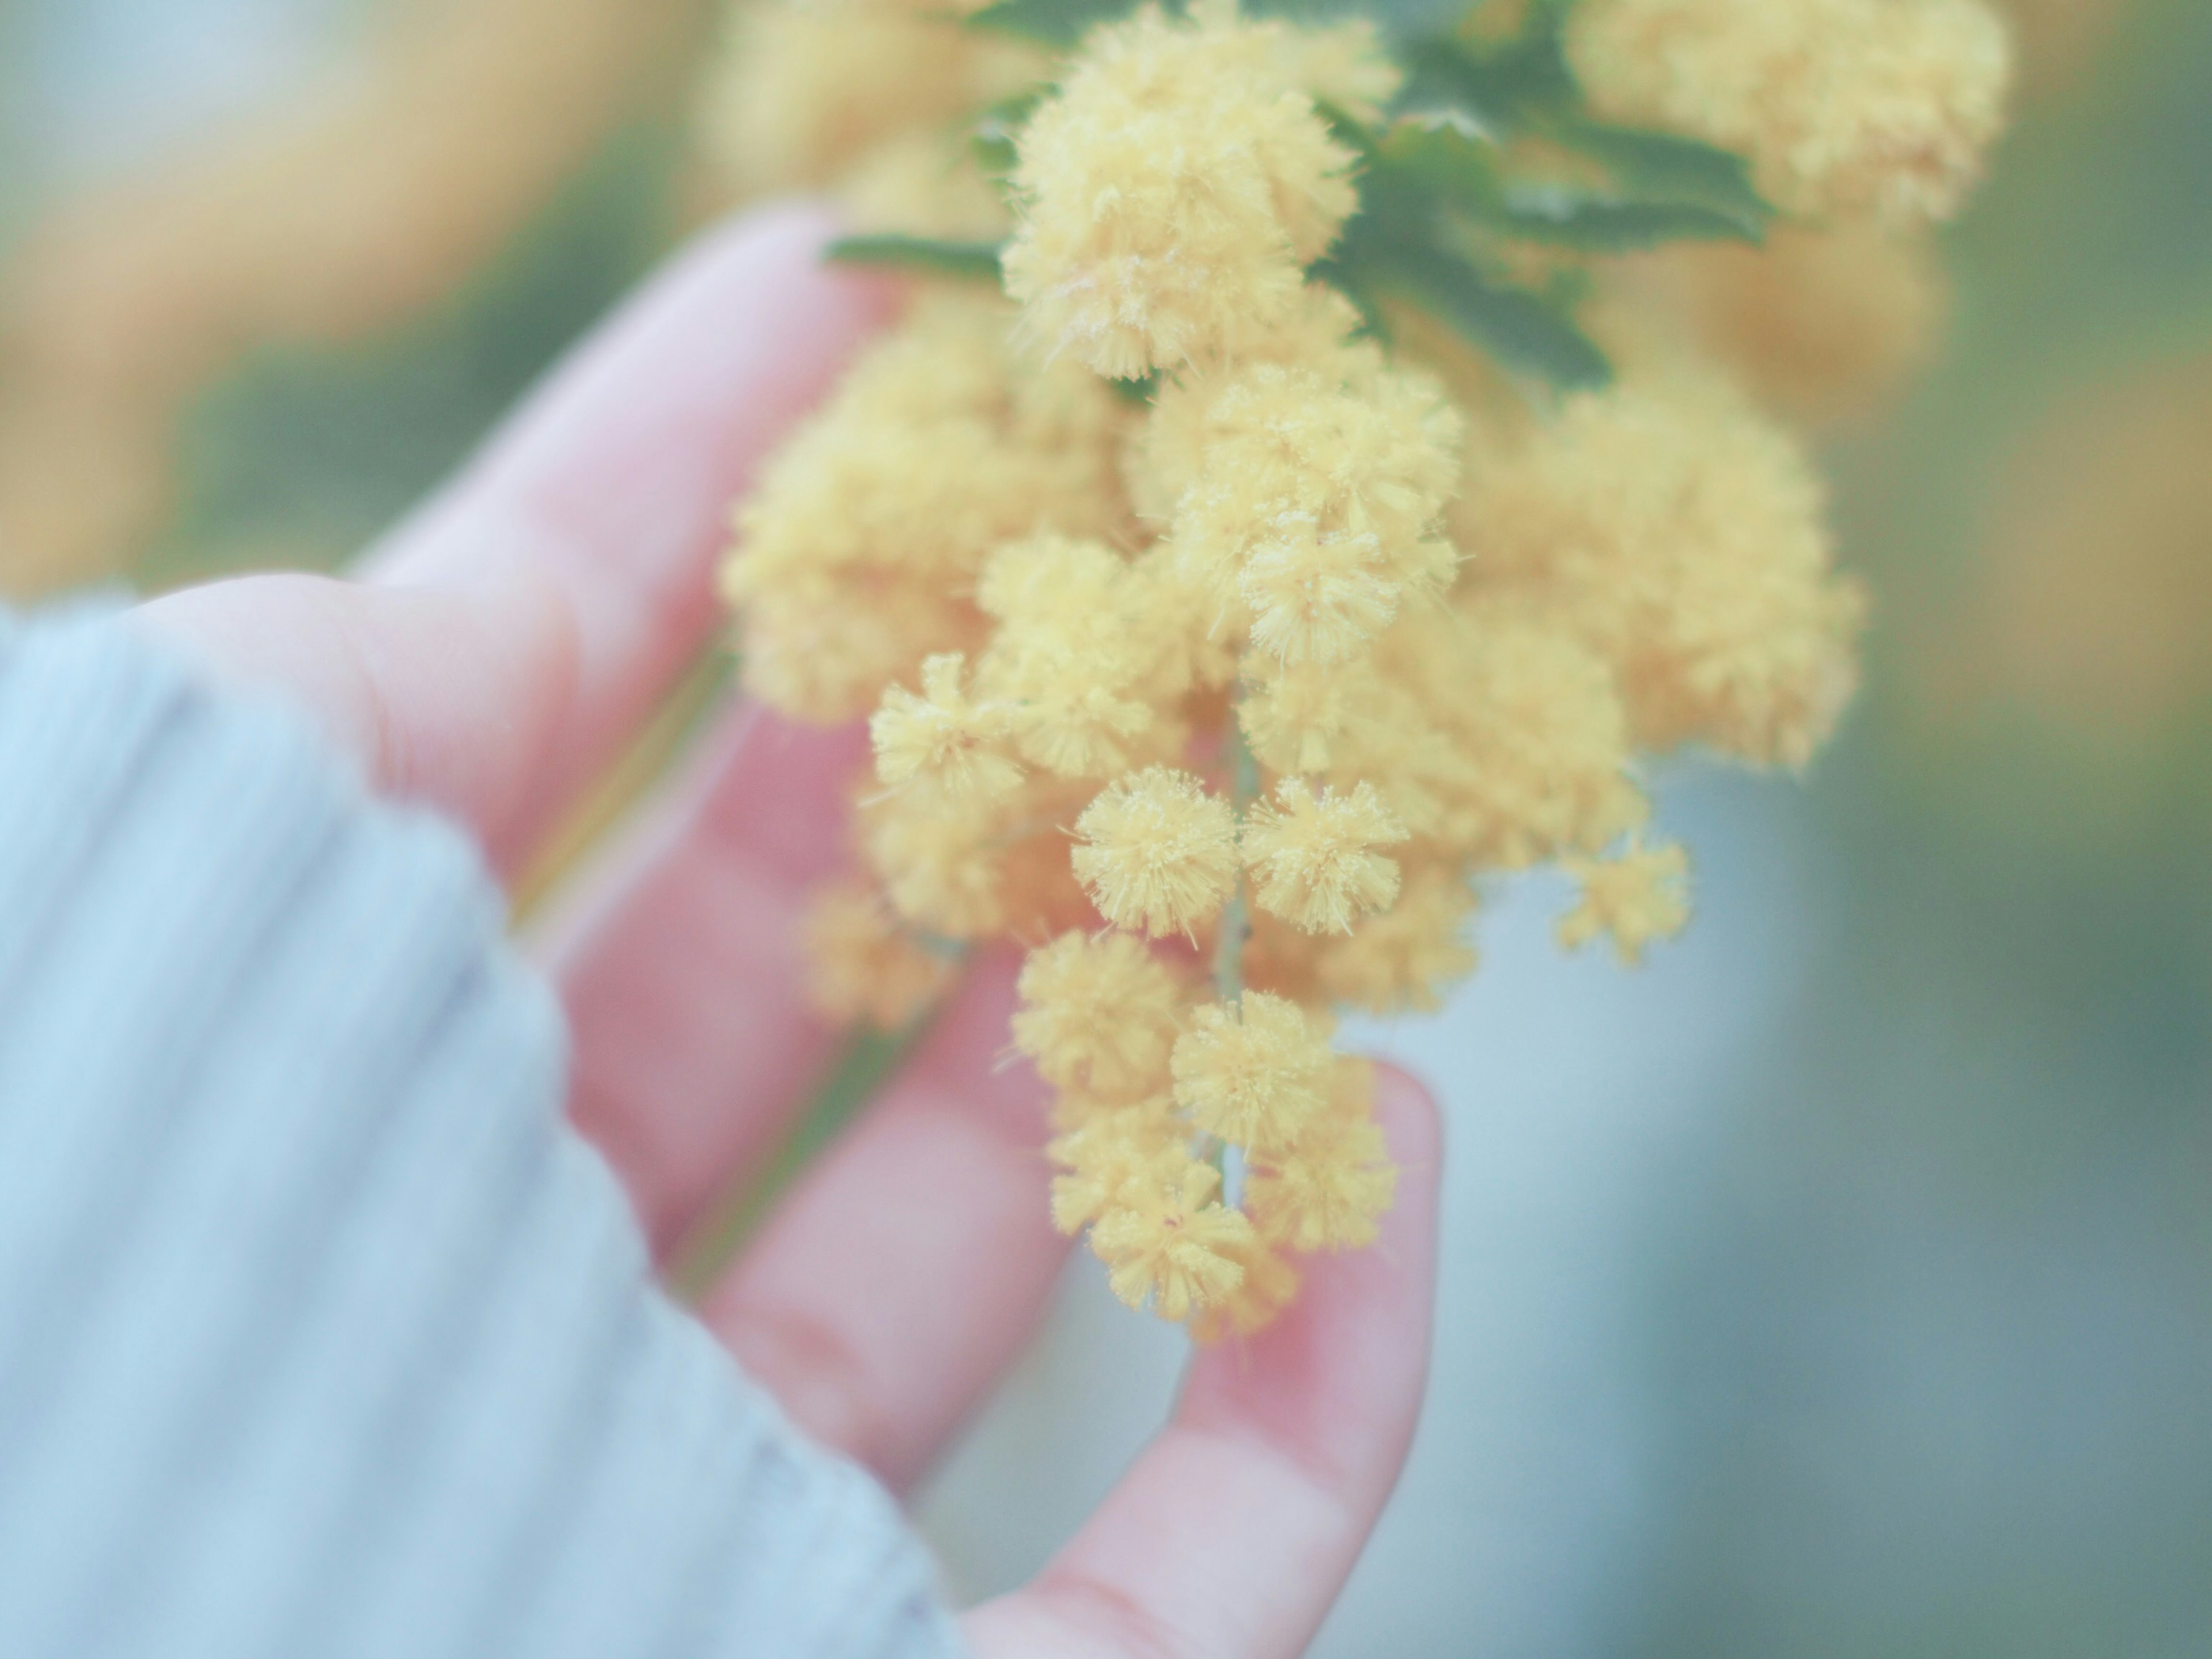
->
xmin=711 ymin=0 xmax=2010 ymax=1334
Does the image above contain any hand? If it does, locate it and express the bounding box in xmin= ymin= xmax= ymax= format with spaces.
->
xmin=137 ymin=204 xmax=1442 ymax=1659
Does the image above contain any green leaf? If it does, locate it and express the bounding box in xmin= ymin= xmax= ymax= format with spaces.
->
xmin=1342 ymin=228 xmax=1611 ymax=388
xmin=971 ymin=89 xmax=1047 ymax=178
xmin=1393 ymin=5 xmax=1576 ymax=131
xmin=824 ymin=234 xmax=1005 ymax=282
xmin=967 ymin=0 xmax=1144 ymax=48
xmin=1111 ymin=370 xmax=1162 ymax=406
xmin=1376 ymin=117 xmax=1505 ymax=215
xmin=1310 ymin=96 xmax=1385 ymax=162
xmin=1554 ymin=120 xmax=1775 ymax=232
xmin=1248 ymin=0 xmax=1472 ymax=40
xmin=1491 ymin=184 xmax=1764 ymax=251
xmin=1310 ymin=255 xmax=1396 ymax=344
xmin=966 ymin=0 xmax=1471 ymax=51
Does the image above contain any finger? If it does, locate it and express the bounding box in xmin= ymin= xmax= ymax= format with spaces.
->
xmin=133 ymin=566 xmax=578 ymax=877
xmin=963 ymin=1066 xmax=1442 ymax=1659
xmin=138 ymin=203 xmax=897 ymax=869
xmin=532 ymin=700 xmax=872 ymax=1256
xmin=698 ymin=952 xmax=1070 ymax=1493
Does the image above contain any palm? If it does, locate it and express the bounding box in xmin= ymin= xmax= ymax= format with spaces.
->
xmin=139 ymin=204 xmax=1441 ymax=1659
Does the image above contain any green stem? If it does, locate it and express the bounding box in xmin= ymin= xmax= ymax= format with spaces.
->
xmin=1212 ymin=706 xmax=1261 ymax=1010
xmin=1211 ymin=703 xmax=1261 ymax=1205
xmin=667 ymin=1002 xmax=942 ymax=1301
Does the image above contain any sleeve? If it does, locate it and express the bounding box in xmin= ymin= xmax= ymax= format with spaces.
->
xmin=0 ymin=606 xmax=964 ymax=1659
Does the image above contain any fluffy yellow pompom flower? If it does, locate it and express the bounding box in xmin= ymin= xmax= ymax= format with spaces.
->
xmin=709 ymin=0 xmax=1975 ymax=1338
xmin=1237 ymin=650 xmax=1384 ymax=776
xmin=1245 ymin=1060 xmax=1397 ymax=1252
xmin=1316 ymin=867 xmax=1480 ymax=1014
xmin=1048 ymin=1101 xmax=1188 ymax=1232
xmin=724 ymin=292 xmax=1131 ymax=721
xmin=1569 ymin=0 xmax=2013 ymax=224
xmin=1559 ymin=839 xmax=1693 ymax=964
xmin=1241 ymin=778 xmax=1408 ymax=934
xmin=1395 ymin=601 xmax=1646 ymax=869
xmin=1456 ymin=372 xmax=1865 ymax=770
xmin=1072 ymin=767 xmax=1241 ymax=937
xmin=1002 ymin=3 xmax=1373 ymax=376
xmin=1188 ymin=1232 xmax=1302 ymax=1344
xmin=1161 ymin=358 xmax=1464 ymax=640
xmin=1013 ymin=931 xmax=1187 ymax=1097
xmin=801 ymin=880 xmax=956 ymax=1031
xmin=975 ymin=536 xmax=1165 ymax=778
xmin=1126 ymin=283 xmax=1390 ymax=517
xmin=1238 ymin=518 xmax=1397 ymax=667
xmin=1248 ymin=1116 xmax=1398 ymax=1252
xmin=699 ymin=0 xmax=1042 ymax=201
xmin=860 ymin=782 xmax=1010 ymax=939
xmin=1171 ymin=990 xmax=1332 ymax=1152
xmin=1090 ymin=1158 xmax=1259 ymax=1319
xmin=870 ymin=653 xmax=1024 ymax=801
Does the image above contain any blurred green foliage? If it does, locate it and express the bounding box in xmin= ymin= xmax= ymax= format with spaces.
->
xmin=139 ymin=120 xmax=686 ymax=589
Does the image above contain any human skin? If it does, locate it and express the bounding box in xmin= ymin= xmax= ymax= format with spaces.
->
xmin=138 ymin=202 xmax=1442 ymax=1659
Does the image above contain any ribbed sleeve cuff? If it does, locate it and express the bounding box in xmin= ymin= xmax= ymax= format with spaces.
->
xmin=0 ymin=607 xmax=961 ymax=1659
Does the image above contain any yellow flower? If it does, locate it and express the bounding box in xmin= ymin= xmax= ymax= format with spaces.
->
xmin=1170 ymin=990 xmax=1331 ymax=1153
xmin=1238 ymin=651 xmax=1382 ymax=776
xmin=1238 ymin=516 xmax=1400 ymax=667
xmin=1247 ymin=1116 xmax=1397 ymax=1253
xmin=1391 ymin=601 xmax=1645 ymax=869
xmin=1315 ymin=867 xmax=1480 ymax=1014
xmin=870 ymin=653 xmax=1024 ymax=802
xmin=1001 ymin=4 xmax=1362 ymax=376
xmin=725 ymin=292 xmax=1131 ymax=721
xmin=734 ymin=581 xmax=985 ymax=726
xmin=1558 ymin=839 xmax=1693 ymax=965
xmin=1013 ymin=931 xmax=1187 ymax=1097
xmin=1124 ymin=283 xmax=1389 ymax=521
xmin=1242 ymin=1056 xmax=1396 ymax=1252
xmin=1241 ymin=778 xmax=1408 ymax=935
xmin=1163 ymin=359 xmax=1464 ymax=635
xmin=1188 ymin=1232 xmax=1302 ymax=1343
xmin=1569 ymin=0 xmax=2013 ymax=224
xmin=1089 ymin=1157 xmax=1259 ymax=1320
xmin=698 ymin=0 xmax=1040 ymax=200
xmin=1243 ymin=1056 xmax=1396 ymax=1251
xmin=1047 ymin=1101 xmax=1188 ymax=1233
xmin=860 ymin=779 xmax=1009 ymax=939
xmin=1453 ymin=372 xmax=1865 ymax=770
xmin=1253 ymin=14 xmax=1402 ymax=123
xmin=975 ymin=536 xmax=1165 ymax=778
xmin=1072 ymin=767 xmax=1241 ymax=937
xmin=800 ymin=880 xmax=956 ymax=1031
xmin=725 ymin=0 xmax=1934 ymax=1336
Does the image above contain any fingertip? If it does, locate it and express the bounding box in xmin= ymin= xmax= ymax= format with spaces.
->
xmin=1177 ymin=1053 xmax=1441 ymax=1510
xmin=1366 ymin=1059 xmax=1444 ymax=1285
xmin=1369 ymin=1059 xmax=1444 ymax=1184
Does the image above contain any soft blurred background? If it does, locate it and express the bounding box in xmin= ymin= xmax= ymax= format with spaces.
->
xmin=3 ymin=0 xmax=2206 ymax=1652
